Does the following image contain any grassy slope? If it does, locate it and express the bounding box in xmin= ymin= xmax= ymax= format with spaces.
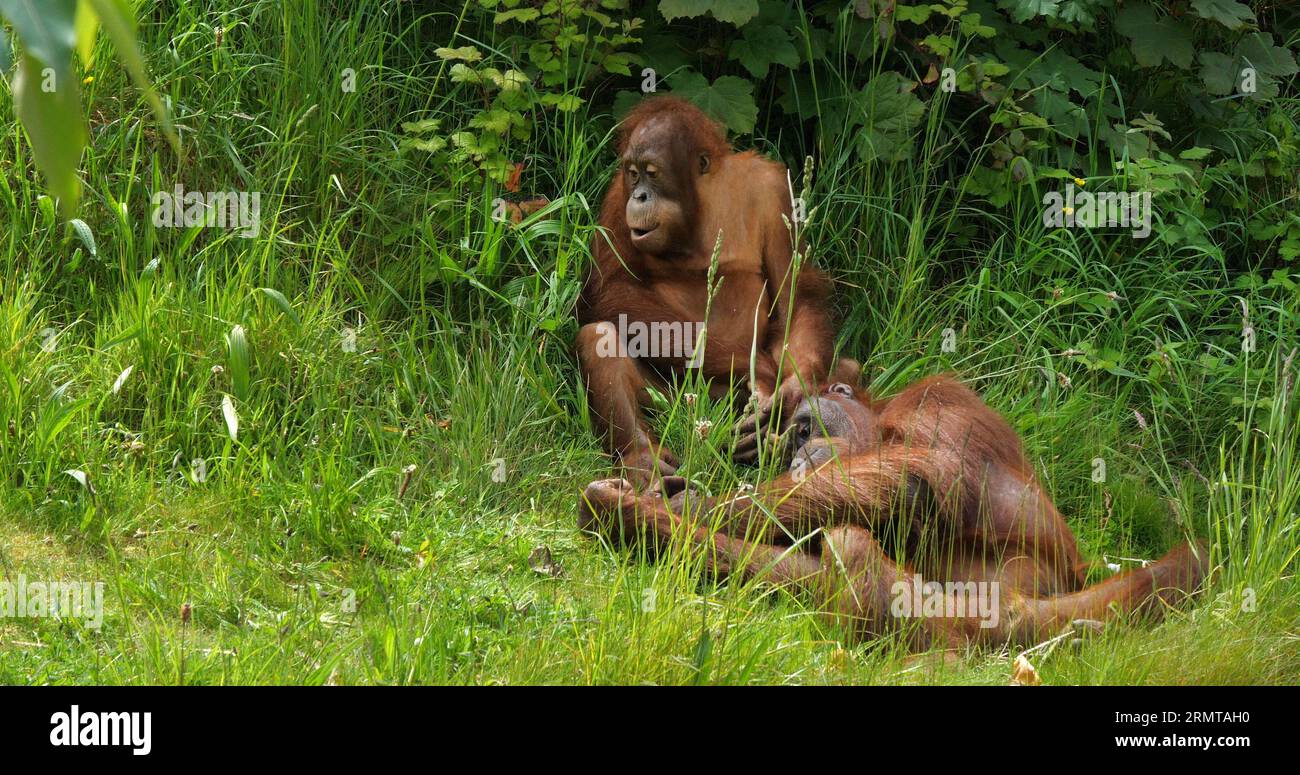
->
xmin=0 ymin=1 xmax=1296 ymax=684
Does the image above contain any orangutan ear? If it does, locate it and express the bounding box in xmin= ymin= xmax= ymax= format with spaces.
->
xmin=828 ymin=383 xmax=855 ymax=398
xmin=699 ymin=153 xmax=711 ymax=175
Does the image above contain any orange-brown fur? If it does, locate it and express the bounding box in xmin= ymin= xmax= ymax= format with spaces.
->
xmin=577 ymin=97 xmax=843 ymax=486
xmin=578 ymin=375 xmax=1210 ymax=648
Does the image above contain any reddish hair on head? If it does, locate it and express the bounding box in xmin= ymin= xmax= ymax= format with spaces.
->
xmin=618 ymin=96 xmax=730 ymax=159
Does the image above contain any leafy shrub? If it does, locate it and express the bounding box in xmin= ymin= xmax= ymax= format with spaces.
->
xmin=403 ymin=0 xmax=643 ymax=185
xmin=629 ymin=0 xmax=1298 ymax=263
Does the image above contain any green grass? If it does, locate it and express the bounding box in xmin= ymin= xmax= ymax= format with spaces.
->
xmin=0 ymin=0 xmax=1296 ymax=684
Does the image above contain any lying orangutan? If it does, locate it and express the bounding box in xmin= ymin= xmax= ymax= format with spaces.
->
xmin=577 ymin=374 xmax=1210 ymax=648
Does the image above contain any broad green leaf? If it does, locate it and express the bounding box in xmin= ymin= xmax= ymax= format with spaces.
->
xmin=400 ymin=119 xmax=440 ymax=134
xmin=448 ymin=63 xmax=482 ymax=84
xmin=1101 ymin=123 xmax=1156 ymax=160
xmin=959 ymin=11 xmax=998 ymax=37
xmin=853 ymin=72 xmax=926 ymax=163
xmin=1243 ymin=76 xmax=1280 ymax=102
xmin=540 ymin=93 xmax=583 ymax=112
xmin=225 ymin=324 xmax=250 ymax=400
xmin=895 ymin=5 xmax=934 ymax=24
xmin=13 ymin=52 xmax=86 ymax=213
xmin=1190 ymin=0 xmax=1254 ymax=30
xmin=996 ymin=0 xmax=1061 ymax=23
xmin=470 ymin=108 xmax=514 ymax=133
xmin=1179 ymin=147 xmax=1213 ymax=161
xmin=68 ymin=217 xmax=95 ymax=256
xmin=965 ymin=165 xmax=1013 ymax=207
xmin=495 ymin=8 xmax=540 ymax=23
xmin=1115 ymin=3 xmax=1194 ymax=69
xmin=640 ymin=32 xmax=694 ymax=74
xmin=1197 ymin=51 xmax=1237 ymax=95
xmin=498 ymin=69 xmax=529 ymax=91
xmin=1 ymin=0 xmax=82 ymax=209
xmin=602 ymin=52 xmax=634 ymax=76
xmin=1033 ymin=89 xmax=1087 ymax=140
xmin=584 ymin=7 xmax=613 ymax=27
xmin=1042 ymin=49 xmax=1101 ymax=95
xmin=728 ymin=24 xmax=798 ymax=78
xmin=88 ymin=0 xmax=180 ymax=158
xmin=708 ymin=0 xmax=759 ymax=26
xmin=435 ymin=45 xmax=481 ymax=62
xmin=0 ymin=0 xmax=77 ymax=70
xmin=1237 ymin=32 xmax=1298 ymax=78
xmin=659 ymin=0 xmax=712 ymax=22
xmin=922 ymin=34 xmax=955 ymax=58
xmin=74 ymin=0 xmax=96 ymax=66
xmin=401 ymin=136 xmax=446 ymax=153
xmin=1056 ymin=0 xmax=1101 ymax=27
xmin=553 ymin=27 xmax=587 ymax=50
xmin=527 ymin=42 xmax=555 ymax=67
xmin=450 ymin=131 xmax=478 ymax=152
xmin=659 ymin=0 xmax=757 ymax=26
xmin=612 ymin=89 xmax=643 ymax=119
xmin=670 ymin=73 xmax=757 ymax=134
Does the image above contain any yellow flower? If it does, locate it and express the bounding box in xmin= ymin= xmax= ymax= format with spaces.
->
xmin=1072 ymin=176 xmax=1086 ymax=186
xmin=1063 ymin=206 xmax=1075 ymax=215
xmin=82 ymin=76 xmax=94 ymax=85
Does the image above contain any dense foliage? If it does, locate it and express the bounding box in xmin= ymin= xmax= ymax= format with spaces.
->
xmin=0 ymin=1 xmax=1295 ymax=684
